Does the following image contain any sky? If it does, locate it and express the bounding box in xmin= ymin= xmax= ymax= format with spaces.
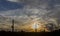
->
xmin=0 ymin=0 xmax=60 ymax=32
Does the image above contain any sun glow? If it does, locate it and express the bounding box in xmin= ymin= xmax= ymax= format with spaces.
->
xmin=32 ymin=23 xmax=39 ymax=29
xmin=31 ymin=22 xmax=40 ymax=32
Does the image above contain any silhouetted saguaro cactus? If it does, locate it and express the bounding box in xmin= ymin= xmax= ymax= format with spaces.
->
xmin=12 ymin=19 xmax=14 ymax=32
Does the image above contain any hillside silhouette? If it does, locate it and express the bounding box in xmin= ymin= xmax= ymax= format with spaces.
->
xmin=0 ymin=29 xmax=60 ymax=36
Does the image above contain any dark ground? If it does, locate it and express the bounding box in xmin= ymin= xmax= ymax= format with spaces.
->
xmin=0 ymin=30 xmax=60 ymax=36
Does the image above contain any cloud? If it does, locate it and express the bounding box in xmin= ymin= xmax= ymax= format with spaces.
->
xmin=0 ymin=0 xmax=60 ymax=32
xmin=7 ymin=0 xmax=20 ymax=2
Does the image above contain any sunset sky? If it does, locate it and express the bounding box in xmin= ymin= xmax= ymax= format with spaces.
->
xmin=0 ymin=0 xmax=60 ymax=32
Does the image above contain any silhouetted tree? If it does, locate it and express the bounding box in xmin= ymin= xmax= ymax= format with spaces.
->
xmin=45 ymin=23 xmax=54 ymax=31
